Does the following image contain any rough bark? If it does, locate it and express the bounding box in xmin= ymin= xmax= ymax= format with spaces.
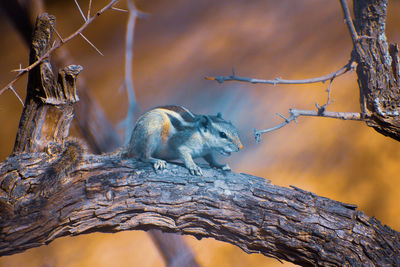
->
xmin=353 ymin=0 xmax=400 ymax=140
xmin=1 ymin=154 xmax=400 ymax=266
xmin=12 ymin=14 xmax=81 ymax=155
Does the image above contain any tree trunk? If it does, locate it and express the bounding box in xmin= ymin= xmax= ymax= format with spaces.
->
xmin=353 ymin=0 xmax=400 ymax=140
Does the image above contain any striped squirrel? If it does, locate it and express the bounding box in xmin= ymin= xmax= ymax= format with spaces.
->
xmin=125 ymin=105 xmax=243 ymax=175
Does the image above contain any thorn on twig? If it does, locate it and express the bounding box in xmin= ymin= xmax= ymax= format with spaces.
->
xmin=276 ymin=113 xmax=289 ymax=123
xmin=74 ymin=0 xmax=87 ymax=22
xmin=79 ymin=33 xmax=104 ymax=56
xmin=51 ymin=25 xmax=64 ymax=43
xmin=9 ymin=86 xmax=24 ymax=106
xmin=111 ymin=6 xmax=129 ymax=13
xmin=11 ymin=64 xmax=25 ymax=74
xmin=87 ymin=0 xmax=93 ymax=19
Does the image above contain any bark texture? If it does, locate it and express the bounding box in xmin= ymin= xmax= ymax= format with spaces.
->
xmin=353 ymin=0 xmax=400 ymax=140
xmin=1 ymin=155 xmax=400 ymax=266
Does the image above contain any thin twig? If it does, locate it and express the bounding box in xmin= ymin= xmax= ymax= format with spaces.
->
xmin=0 ymin=0 xmax=119 ymax=96
xmin=9 ymin=86 xmax=24 ymax=106
xmin=124 ymin=0 xmax=139 ymax=143
xmin=87 ymin=0 xmax=93 ymax=20
xmin=74 ymin=0 xmax=87 ymax=22
xmin=11 ymin=64 xmax=24 ymax=74
xmin=206 ymin=61 xmax=353 ymax=85
xmin=315 ymin=77 xmax=335 ymax=114
xmin=111 ymin=6 xmax=128 ymax=13
xmin=339 ymin=0 xmax=359 ymax=44
xmin=79 ymin=33 xmax=104 ymax=56
xmin=254 ymin=108 xmax=364 ymax=143
xmin=51 ymin=24 xmax=64 ymax=42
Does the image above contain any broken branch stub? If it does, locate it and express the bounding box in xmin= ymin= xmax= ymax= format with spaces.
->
xmin=13 ymin=13 xmax=82 ymax=154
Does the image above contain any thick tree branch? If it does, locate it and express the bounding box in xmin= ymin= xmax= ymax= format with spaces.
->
xmin=0 ymin=155 xmax=399 ymax=266
xmin=351 ymin=0 xmax=400 ymax=141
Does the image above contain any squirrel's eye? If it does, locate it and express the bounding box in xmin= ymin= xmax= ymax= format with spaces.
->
xmin=219 ymin=132 xmax=227 ymax=138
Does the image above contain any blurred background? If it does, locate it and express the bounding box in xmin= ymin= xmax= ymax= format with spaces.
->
xmin=1 ymin=0 xmax=400 ymax=266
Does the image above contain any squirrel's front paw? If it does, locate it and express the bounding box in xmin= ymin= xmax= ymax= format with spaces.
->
xmin=187 ymin=164 xmax=203 ymax=176
xmin=153 ymin=159 xmax=167 ymax=170
xmin=220 ymin=164 xmax=231 ymax=171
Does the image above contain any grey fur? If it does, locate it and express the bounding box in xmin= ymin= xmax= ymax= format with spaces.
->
xmin=126 ymin=105 xmax=243 ymax=175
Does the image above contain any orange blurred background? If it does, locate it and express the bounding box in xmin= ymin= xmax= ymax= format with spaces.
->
xmin=1 ymin=0 xmax=400 ymax=266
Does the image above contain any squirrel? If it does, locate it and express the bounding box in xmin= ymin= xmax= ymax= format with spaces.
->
xmin=124 ymin=105 xmax=243 ymax=175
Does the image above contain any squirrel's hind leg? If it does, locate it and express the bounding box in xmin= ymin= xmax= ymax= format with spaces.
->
xmin=139 ymin=132 xmax=167 ymax=170
xmin=140 ymin=157 xmax=167 ymax=170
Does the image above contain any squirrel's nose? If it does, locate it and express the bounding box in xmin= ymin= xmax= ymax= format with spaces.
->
xmin=238 ymin=142 xmax=243 ymax=150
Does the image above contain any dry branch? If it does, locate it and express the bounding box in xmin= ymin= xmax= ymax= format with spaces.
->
xmin=206 ymin=62 xmax=353 ymax=85
xmin=351 ymin=0 xmax=400 ymax=141
xmin=1 ymin=154 xmax=400 ymax=266
xmin=254 ymin=109 xmax=364 ymax=143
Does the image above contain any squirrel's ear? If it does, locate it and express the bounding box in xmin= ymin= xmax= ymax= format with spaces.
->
xmin=217 ymin=112 xmax=222 ymax=118
xmin=200 ymin=115 xmax=211 ymax=130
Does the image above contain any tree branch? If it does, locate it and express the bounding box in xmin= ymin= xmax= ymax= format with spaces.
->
xmin=351 ymin=0 xmax=400 ymax=141
xmin=254 ymin=109 xmax=364 ymax=143
xmin=205 ymin=61 xmax=353 ymax=85
xmin=1 ymin=154 xmax=399 ymax=266
xmin=339 ymin=0 xmax=359 ymax=44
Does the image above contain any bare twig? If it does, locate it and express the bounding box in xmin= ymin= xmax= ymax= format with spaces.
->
xmin=11 ymin=64 xmax=24 ymax=74
xmin=123 ymin=0 xmax=140 ymax=142
xmin=79 ymin=33 xmax=103 ymax=56
xmin=0 ymin=0 xmax=119 ymax=96
xmin=339 ymin=0 xmax=359 ymax=44
xmin=87 ymin=0 xmax=93 ymax=20
xmin=9 ymin=86 xmax=24 ymax=106
xmin=254 ymin=108 xmax=364 ymax=143
xmin=51 ymin=24 xmax=64 ymax=43
xmin=206 ymin=61 xmax=353 ymax=85
xmin=74 ymin=0 xmax=87 ymax=22
xmin=315 ymin=77 xmax=335 ymax=115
